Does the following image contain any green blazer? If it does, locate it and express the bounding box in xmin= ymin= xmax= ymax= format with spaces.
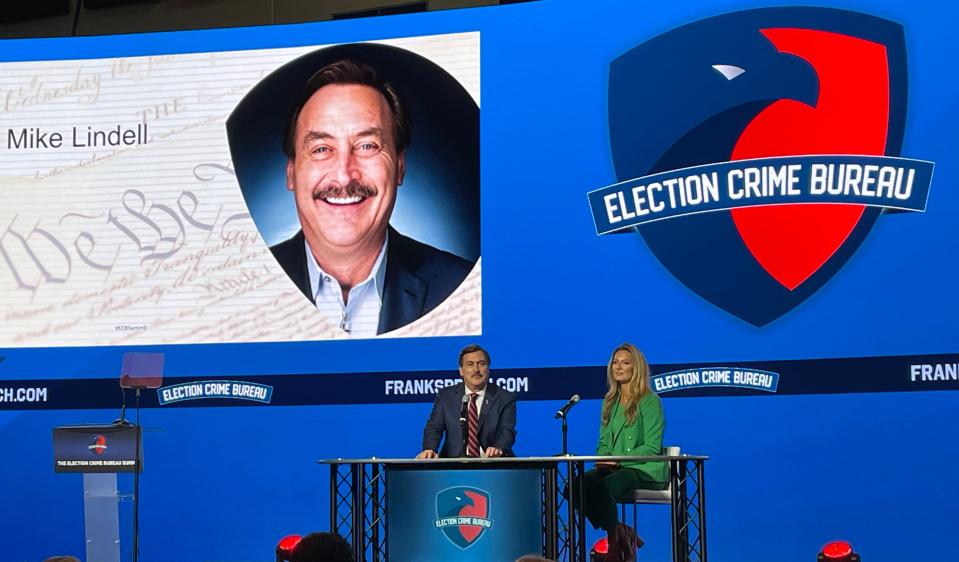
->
xmin=596 ymin=391 xmax=667 ymax=483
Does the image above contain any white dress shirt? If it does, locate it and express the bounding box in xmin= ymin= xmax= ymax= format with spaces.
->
xmin=304 ymin=233 xmax=388 ymax=338
xmin=464 ymin=386 xmax=487 ymax=418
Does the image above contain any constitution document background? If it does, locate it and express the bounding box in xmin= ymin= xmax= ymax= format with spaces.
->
xmin=0 ymin=32 xmax=480 ymax=348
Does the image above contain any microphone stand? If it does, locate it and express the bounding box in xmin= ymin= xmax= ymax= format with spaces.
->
xmin=459 ymin=398 xmax=469 ymax=458
xmin=559 ymin=411 xmax=570 ymax=456
xmin=113 ymin=386 xmax=132 ymax=427
xmin=114 ymin=384 xmax=142 ymax=562
xmin=554 ymin=395 xmax=580 ymax=456
xmin=132 ymin=387 xmax=141 ymax=562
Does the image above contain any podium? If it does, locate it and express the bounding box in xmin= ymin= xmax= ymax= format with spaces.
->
xmin=320 ymin=455 xmax=708 ymax=562
xmin=53 ymin=424 xmax=141 ymax=562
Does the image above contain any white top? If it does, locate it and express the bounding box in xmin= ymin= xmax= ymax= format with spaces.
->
xmin=305 ymin=233 xmax=388 ymax=338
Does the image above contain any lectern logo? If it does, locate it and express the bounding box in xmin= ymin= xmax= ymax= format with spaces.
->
xmin=593 ymin=7 xmax=934 ymax=326
xmin=88 ymin=434 xmax=107 ymax=455
xmin=433 ymin=486 xmax=493 ymax=549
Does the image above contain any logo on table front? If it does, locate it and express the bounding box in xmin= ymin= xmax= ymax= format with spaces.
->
xmin=88 ymin=434 xmax=107 ymax=455
xmin=434 ymin=486 xmax=493 ymax=549
xmin=588 ymin=7 xmax=934 ymax=326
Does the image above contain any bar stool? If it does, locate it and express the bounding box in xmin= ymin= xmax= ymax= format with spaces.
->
xmin=616 ymin=445 xmax=679 ymax=553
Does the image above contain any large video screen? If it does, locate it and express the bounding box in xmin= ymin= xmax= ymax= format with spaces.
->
xmin=1 ymin=33 xmax=479 ymax=348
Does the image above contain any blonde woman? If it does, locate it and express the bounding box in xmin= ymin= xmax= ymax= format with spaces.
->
xmin=582 ymin=343 xmax=666 ymax=562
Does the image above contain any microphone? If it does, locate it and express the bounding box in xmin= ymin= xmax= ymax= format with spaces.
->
xmin=555 ymin=394 xmax=581 ymax=419
xmin=459 ymin=394 xmax=469 ymax=424
xmin=459 ymin=394 xmax=470 ymax=458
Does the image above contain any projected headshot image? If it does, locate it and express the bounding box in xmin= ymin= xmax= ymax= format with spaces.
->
xmin=227 ymin=41 xmax=480 ymax=338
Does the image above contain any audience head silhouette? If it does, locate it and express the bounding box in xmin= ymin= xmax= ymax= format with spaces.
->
xmin=290 ymin=532 xmax=354 ymax=562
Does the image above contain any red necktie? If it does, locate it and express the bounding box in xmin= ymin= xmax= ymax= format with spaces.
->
xmin=467 ymin=393 xmax=480 ymax=457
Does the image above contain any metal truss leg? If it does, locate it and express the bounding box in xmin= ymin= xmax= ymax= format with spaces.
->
xmin=670 ymin=458 xmax=695 ymax=562
xmin=369 ymin=464 xmax=384 ymax=562
xmin=330 ymin=463 xmax=339 ymax=536
xmin=697 ymin=460 xmax=707 ymax=562
xmin=566 ymin=460 xmax=577 ymax=561
xmin=351 ymin=464 xmax=364 ymax=562
xmin=555 ymin=462 xmax=572 ymax=562
xmin=330 ymin=463 xmax=355 ymax=546
xmin=679 ymin=460 xmax=691 ymax=562
xmin=576 ymin=461 xmax=587 ymax=562
xmin=544 ymin=466 xmax=558 ymax=560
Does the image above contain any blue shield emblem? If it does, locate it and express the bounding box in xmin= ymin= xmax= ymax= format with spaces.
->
xmin=608 ymin=8 xmax=907 ymax=325
xmin=433 ymin=486 xmax=493 ymax=549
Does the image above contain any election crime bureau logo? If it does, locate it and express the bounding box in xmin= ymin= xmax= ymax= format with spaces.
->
xmin=588 ymin=7 xmax=935 ymax=326
xmin=88 ymin=434 xmax=107 ymax=455
xmin=433 ymin=486 xmax=493 ymax=549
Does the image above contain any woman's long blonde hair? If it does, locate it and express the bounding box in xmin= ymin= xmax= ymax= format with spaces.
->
xmin=600 ymin=343 xmax=652 ymax=426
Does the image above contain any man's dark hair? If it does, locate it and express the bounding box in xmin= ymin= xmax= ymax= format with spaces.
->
xmin=290 ymin=532 xmax=354 ymax=562
xmin=283 ymin=59 xmax=412 ymax=159
xmin=458 ymin=344 xmax=490 ymax=367
xmin=42 ymin=557 xmax=81 ymax=562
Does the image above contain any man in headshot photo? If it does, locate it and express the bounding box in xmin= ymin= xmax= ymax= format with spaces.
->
xmin=416 ymin=344 xmax=517 ymax=459
xmin=270 ymin=59 xmax=473 ymax=336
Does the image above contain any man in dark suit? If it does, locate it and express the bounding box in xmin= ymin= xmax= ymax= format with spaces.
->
xmin=271 ymin=59 xmax=473 ymax=336
xmin=417 ymin=345 xmax=517 ymax=459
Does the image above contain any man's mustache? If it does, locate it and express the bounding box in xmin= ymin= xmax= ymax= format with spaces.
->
xmin=313 ymin=181 xmax=377 ymax=200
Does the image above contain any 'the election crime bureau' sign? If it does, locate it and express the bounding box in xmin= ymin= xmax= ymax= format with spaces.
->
xmin=652 ymin=367 xmax=780 ymax=394
xmin=157 ymin=381 xmax=273 ymax=405
xmin=589 ymin=155 xmax=933 ymax=234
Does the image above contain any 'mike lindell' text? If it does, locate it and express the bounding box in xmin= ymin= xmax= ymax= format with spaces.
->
xmin=6 ymin=123 xmax=148 ymax=149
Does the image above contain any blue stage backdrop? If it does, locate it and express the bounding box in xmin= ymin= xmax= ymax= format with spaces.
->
xmin=0 ymin=0 xmax=956 ymax=561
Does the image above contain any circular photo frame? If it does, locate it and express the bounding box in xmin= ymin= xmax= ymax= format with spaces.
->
xmin=227 ymin=42 xmax=479 ymax=335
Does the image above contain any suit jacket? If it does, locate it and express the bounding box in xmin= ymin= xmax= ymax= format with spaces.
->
xmin=596 ymin=391 xmax=667 ymax=483
xmin=422 ymin=382 xmax=517 ymax=458
xmin=269 ymin=227 xmax=474 ymax=334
